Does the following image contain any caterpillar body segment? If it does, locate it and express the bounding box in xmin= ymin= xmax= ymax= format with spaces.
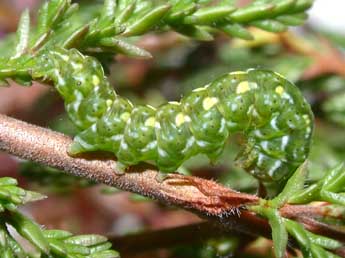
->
xmin=33 ymin=48 xmax=313 ymax=183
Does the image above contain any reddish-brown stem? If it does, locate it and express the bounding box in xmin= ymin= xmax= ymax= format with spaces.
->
xmin=0 ymin=114 xmax=266 ymax=236
xmin=1 ymin=114 xmax=345 ymax=246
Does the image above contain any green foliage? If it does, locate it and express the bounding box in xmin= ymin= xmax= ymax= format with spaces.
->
xmin=0 ymin=0 xmax=312 ymax=86
xmin=0 ymin=177 xmax=119 ymax=257
xmin=285 ymin=219 xmax=341 ymax=258
xmin=0 ymin=177 xmax=45 ymax=211
xmin=249 ymin=164 xmax=345 ymax=258
xmin=7 ymin=1 xmax=345 ymax=257
xmin=289 ymin=163 xmax=345 ymax=205
xmin=0 ymin=0 xmax=314 ymax=187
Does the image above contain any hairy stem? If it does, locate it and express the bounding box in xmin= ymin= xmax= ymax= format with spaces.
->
xmin=1 ymin=114 xmax=345 ymax=246
xmin=0 ymin=114 xmax=265 ymax=235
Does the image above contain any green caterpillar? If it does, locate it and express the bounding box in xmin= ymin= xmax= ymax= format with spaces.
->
xmin=33 ymin=48 xmax=313 ymax=182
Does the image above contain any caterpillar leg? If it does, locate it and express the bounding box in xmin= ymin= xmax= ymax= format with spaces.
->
xmin=68 ymin=126 xmax=100 ymax=155
xmin=114 ymin=162 xmax=127 ymax=175
xmin=207 ymin=146 xmax=225 ymax=165
xmin=68 ymin=139 xmax=96 ymax=156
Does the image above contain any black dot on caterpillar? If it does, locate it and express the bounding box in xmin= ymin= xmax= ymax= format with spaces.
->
xmin=32 ymin=48 xmax=314 ymax=184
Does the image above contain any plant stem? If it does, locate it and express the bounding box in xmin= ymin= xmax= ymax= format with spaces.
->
xmin=0 ymin=114 xmax=266 ymax=236
xmin=1 ymin=114 xmax=345 ymax=246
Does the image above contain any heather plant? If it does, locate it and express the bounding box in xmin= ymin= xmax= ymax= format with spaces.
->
xmin=1 ymin=0 xmax=345 ymax=257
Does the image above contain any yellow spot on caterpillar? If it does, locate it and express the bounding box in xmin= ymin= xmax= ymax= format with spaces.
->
xmin=175 ymin=113 xmax=185 ymax=127
xmin=146 ymin=105 xmax=156 ymax=110
xmin=192 ymin=87 xmax=206 ymax=92
xmin=275 ymin=86 xmax=284 ymax=96
xmin=230 ymin=71 xmax=246 ymax=75
xmin=202 ymin=97 xmax=218 ymax=111
xmin=168 ymin=101 xmax=180 ymax=106
xmin=61 ymin=55 xmax=69 ymax=62
xmin=145 ymin=117 xmax=156 ymax=127
xmin=303 ymin=114 xmax=311 ymax=125
xmin=106 ymin=99 xmax=113 ymax=107
xmin=120 ymin=112 xmax=130 ymax=122
xmin=71 ymin=62 xmax=83 ymax=70
xmin=236 ymin=81 xmax=250 ymax=94
xmin=92 ymin=75 xmax=100 ymax=86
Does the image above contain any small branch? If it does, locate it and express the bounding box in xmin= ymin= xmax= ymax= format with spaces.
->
xmin=1 ymin=114 xmax=345 ymax=246
xmin=281 ymin=204 xmax=345 ymax=243
xmin=0 ymin=114 xmax=266 ymax=237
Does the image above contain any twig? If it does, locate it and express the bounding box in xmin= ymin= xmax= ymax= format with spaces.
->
xmin=1 ymin=114 xmax=345 ymax=245
xmin=281 ymin=204 xmax=345 ymax=243
xmin=0 ymin=114 xmax=267 ymax=237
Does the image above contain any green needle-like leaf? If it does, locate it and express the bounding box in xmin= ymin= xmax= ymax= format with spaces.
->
xmin=276 ymin=13 xmax=308 ymax=25
xmin=167 ymin=3 xmax=197 ymax=22
xmin=229 ymin=3 xmax=274 ymax=22
xmin=89 ymin=242 xmax=113 ymax=253
xmin=9 ymin=212 xmax=50 ymax=254
xmin=90 ymin=250 xmax=120 ymax=258
xmin=103 ymin=0 xmax=116 ymax=17
xmin=5 ymin=233 xmax=26 ymax=258
xmin=220 ymin=23 xmax=254 ymax=40
xmin=270 ymin=0 xmax=296 ymax=16
xmin=285 ymin=219 xmax=312 ymax=257
xmin=183 ymin=6 xmax=237 ymax=25
xmin=13 ymin=9 xmax=30 ymax=58
xmin=307 ymin=231 xmax=342 ymax=250
xmin=250 ymin=19 xmax=287 ymax=32
xmin=116 ymin=2 xmax=136 ymax=24
xmin=273 ymin=161 xmax=308 ymax=207
xmin=36 ymin=2 xmax=49 ymax=36
xmin=47 ymin=239 xmax=68 ymax=256
xmin=175 ymin=25 xmax=214 ymax=41
xmin=123 ymin=4 xmax=171 ymax=36
xmin=63 ymin=242 xmax=90 ymax=255
xmin=62 ymin=24 xmax=90 ymax=49
xmin=64 ymin=235 xmax=107 ymax=246
xmin=43 ymin=230 xmax=73 ymax=239
xmin=268 ymin=210 xmax=288 ymax=258
xmin=0 ymin=178 xmax=18 ymax=186
xmin=288 ymin=163 xmax=345 ymax=205
xmin=322 ymin=163 xmax=345 ymax=192
xmin=291 ymin=0 xmax=313 ymax=12
xmin=99 ymin=37 xmax=152 ymax=58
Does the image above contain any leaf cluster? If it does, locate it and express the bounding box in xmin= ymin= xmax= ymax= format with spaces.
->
xmin=250 ymin=163 xmax=345 ymax=258
xmin=1 ymin=0 xmax=332 ymax=257
xmin=0 ymin=177 xmax=119 ymax=258
xmin=0 ymin=0 xmax=312 ymax=86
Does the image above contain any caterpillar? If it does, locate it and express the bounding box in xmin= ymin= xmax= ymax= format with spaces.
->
xmin=32 ymin=48 xmax=314 ymax=183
